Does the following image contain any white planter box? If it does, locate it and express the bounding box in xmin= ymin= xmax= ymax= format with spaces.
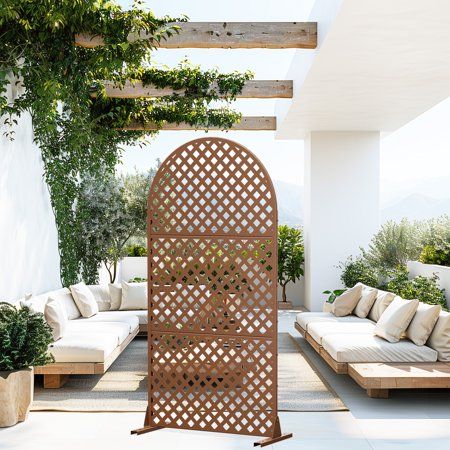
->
xmin=407 ymin=261 xmax=450 ymax=308
xmin=120 ymin=257 xmax=147 ymax=282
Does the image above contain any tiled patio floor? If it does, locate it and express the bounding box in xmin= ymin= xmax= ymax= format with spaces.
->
xmin=2 ymin=311 xmax=450 ymax=450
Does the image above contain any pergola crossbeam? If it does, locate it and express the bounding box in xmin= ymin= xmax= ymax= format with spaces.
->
xmin=75 ymin=22 xmax=317 ymax=49
xmin=94 ymin=80 xmax=293 ymax=99
xmin=121 ymin=116 xmax=276 ymax=131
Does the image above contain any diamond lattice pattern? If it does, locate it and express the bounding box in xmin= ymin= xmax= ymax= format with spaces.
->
xmin=147 ymin=138 xmax=278 ymax=437
xmin=149 ymin=138 xmax=276 ymax=236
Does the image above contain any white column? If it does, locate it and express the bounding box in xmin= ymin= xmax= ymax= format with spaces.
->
xmin=304 ymin=131 xmax=380 ymax=311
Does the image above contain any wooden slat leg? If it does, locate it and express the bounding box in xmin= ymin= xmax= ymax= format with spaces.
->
xmin=367 ymin=388 xmax=389 ymax=399
xmin=43 ymin=374 xmax=69 ymax=389
xmin=254 ymin=416 xmax=293 ymax=447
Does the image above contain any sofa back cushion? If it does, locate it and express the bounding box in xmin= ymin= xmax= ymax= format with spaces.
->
xmin=353 ymin=283 xmax=378 ymax=318
xmin=406 ymin=303 xmax=441 ymax=346
xmin=427 ymin=311 xmax=450 ymax=361
xmin=332 ymin=284 xmax=362 ymax=317
xmin=374 ymin=296 xmax=419 ymax=343
xmin=70 ymin=282 xmax=99 ymax=318
xmin=120 ymin=281 xmax=147 ymax=310
xmin=108 ymin=283 xmax=123 ymax=310
xmin=368 ymin=290 xmax=396 ymax=322
xmin=45 ymin=297 xmax=68 ymax=341
xmin=87 ymin=285 xmax=113 ymax=311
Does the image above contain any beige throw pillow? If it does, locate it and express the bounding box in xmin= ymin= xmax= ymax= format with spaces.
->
xmin=406 ymin=303 xmax=441 ymax=346
xmin=120 ymin=281 xmax=147 ymax=310
xmin=69 ymin=282 xmax=99 ymax=318
xmin=368 ymin=290 xmax=396 ymax=322
xmin=427 ymin=311 xmax=450 ymax=361
xmin=332 ymin=284 xmax=363 ymax=317
xmin=108 ymin=283 xmax=122 ymax=310
xmin=375 ymin=296 xmax=419 ymax=343
xmin=44 ymin=297 xmax=68 ymax=341
xmin=50 ymin=288 xmax=81 ymax=320
xmin=353 ymin=283 xmax=378 ymax=318
xmin=88 ymin=284 xmax=112 ymax=311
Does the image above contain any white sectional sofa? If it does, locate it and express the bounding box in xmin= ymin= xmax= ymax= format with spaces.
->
xmin=295 ymin=284 xmax=450 ymax=398
xmin=24 ymin=284 xmax=147 ymax=388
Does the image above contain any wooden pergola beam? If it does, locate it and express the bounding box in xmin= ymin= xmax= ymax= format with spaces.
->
xmin=75 ymin=22 xmax=317 ymax=49
xmin=94 ymin=80 xmax=293 ymax=99
xmin=121 ymin=116 xmax=276 ymax=131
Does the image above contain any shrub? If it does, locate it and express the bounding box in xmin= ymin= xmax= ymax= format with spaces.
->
xmin=0 ymin=303 xmax=54 ymax=371
xmin=278 ymin=225 xmax=304 ymax=302
xmin=362 ymin=219 xmax=422 ymax=270
xmin=386 ymin=268 xmax=447 ymax=310
xmin=339 ymin=256 xmax=378 ymax=288
xmin=126 ymin=245 xmax=147 ymax=257
xmin=419 ymin=215 xmax=450 ymax=267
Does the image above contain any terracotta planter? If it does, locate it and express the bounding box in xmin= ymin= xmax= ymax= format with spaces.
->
xmin=0 ymin=368 xmax=34 ymax=427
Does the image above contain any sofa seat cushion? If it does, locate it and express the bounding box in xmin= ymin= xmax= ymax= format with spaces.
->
xmin=79 ymin=311 xmax=139 ymax=332
xmin=125 ymin=310 xmax=147 ymax=325
xmin=66 ymin=321 xmax=131 ymax=345
xmin=296 ymin=312 xmax=372 ymax=332
xmin=322 ymin=333 xmax=438 ymax=363
xmin=307 ymin=320 xmax=375 ymax=345
xmin=49 ymin=333 xmax=119 ymax=363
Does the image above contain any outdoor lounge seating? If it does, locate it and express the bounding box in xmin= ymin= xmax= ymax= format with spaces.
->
xmin=295 ymin=285 xmax=450 ymax=398
xmin=24 ymin=285 xmax=145 ymax=388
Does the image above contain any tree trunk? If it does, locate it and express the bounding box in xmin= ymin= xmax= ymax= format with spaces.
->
xmin=282 ymin=283 xmax=287 ymax=302
xmin=112 ymin=260 xmax=117 ymax=283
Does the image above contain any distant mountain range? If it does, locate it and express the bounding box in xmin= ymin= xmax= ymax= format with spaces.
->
xmin=273 ymin=176 xmax=450 ymax=226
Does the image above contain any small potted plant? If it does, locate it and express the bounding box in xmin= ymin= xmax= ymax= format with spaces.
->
xmin=278 ymin=225 xmax=304 ymax=309
xmin=0 ymin=302 xmax=54 ymax=427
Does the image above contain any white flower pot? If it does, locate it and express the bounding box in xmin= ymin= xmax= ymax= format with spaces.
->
xmin=0 ymin=368 xmax=33 ymax=427
xmin=407 ymin=261 xmax=450 ymax=308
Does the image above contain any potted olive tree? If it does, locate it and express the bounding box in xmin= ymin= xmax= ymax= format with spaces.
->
xmin=0 ymin=302 xmax=54 ymax=427
xmin=278 ymin=225 xmax=305 ymax=309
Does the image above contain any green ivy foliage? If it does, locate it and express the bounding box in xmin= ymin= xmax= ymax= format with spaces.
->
xmin=0 ymin=0 xmax=253 ymax=286
xmin=0 ymin=303 xmax=54 ymax=371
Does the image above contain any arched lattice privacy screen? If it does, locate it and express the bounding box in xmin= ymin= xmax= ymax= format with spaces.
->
xmin=133 ymin=137 xmax=291 ymax=446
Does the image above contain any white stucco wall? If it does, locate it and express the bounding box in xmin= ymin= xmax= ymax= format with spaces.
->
xmin=0 ymin=86 xmax=61 ymax=301
xmin=303 ymin=131 xmax=380 ymax=311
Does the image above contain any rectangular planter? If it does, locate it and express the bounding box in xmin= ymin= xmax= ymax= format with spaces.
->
xmin=407 ymin=261 xmax=450 ymax=309
xmin=120 ymin=256 xmax=147 ymax=282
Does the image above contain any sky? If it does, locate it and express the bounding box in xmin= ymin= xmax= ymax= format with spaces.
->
xmin=117 ymin=0 xmax=450 ymax=205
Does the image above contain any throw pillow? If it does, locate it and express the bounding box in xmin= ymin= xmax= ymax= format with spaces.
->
xmin=374 ymin=296 xmax=419 ymax=343
xmin=69 ymin=282 xmax=99 ymax=318
xmin=120 ymin=281 xmax=147 ymax=310
xmin=50 ymin=288 xmax=81 ymax=320
xmin=426 ymin=311 xmax=450 ymax=361
xmin=108 ymin=283 xmax=123 ymax=310
xmin=368 ymin=290 xmax=396 ymax=322
xmin=353 ymin=283 xmax=378 ymax=318
xmin=332 ymin=284 xmax=363 ymax=317
xmin=406 ymin=303 xmax=441 ymax=346
xmin=88 ymin=284 xmax=112 ymax=311
xmin=44 ymin=297 xmax=68 ymax=341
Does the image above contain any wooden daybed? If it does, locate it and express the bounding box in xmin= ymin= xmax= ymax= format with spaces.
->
xmin=295 ymin=321 xmax=450 ymax=398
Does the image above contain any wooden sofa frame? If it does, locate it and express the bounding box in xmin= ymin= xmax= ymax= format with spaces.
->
xmin=294 ymin=321 xmax=450 ymax=398
xmin=35 ymin=326 xmax=139 ymax=388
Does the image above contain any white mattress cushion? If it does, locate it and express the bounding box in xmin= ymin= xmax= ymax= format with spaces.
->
xmin=307 ymin=320 xmax=375 ymax=345
xmin=79 ymin=311 xmax=140 ymax=332
xmin=322 ymin=333 xmax=438 ymax=363
xmin=49 ymin=333 xmax=118 ymax=363
xmin=296 ymin=312 xmax=371 ymax=331
xmin=66 ymin=321 xmax=130 ymax=345
xmin=125 ymin=310 xmax=147 ymax=325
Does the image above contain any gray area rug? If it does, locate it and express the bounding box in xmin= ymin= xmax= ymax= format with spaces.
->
xmin=32 ymin=333 xmax=347 ymax=412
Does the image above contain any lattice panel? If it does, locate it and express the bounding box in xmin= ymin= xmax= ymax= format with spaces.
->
xmin=148 ymin=138 xmax=276 ymax=236
xmin=149 ymin=237 xmax=276 ymax=336
xmin=146 ymin=137 xmax=279 ymax=439
xmin=147 ymin=333 xmax=277 ymax=436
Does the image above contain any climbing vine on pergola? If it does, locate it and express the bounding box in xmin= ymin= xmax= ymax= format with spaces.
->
xmin=0 ymin=0 xmax=253 ymax=285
